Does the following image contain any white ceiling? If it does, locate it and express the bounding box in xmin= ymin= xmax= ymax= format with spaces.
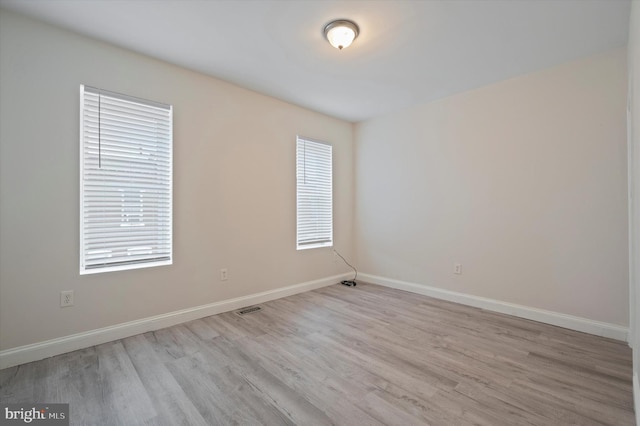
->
xmin=0 ymin=0 xmax=631 ymax=122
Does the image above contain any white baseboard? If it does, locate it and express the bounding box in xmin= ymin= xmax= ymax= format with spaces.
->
xmin=0 ymin=273 xmax=351 ymax=370
xmin=360 ymin=273 xmax=628 ymax=342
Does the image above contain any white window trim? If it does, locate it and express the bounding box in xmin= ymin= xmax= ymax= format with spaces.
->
xmin=296 ymin=136 xmax=333 ymax=250
xmin=79 ymin=85 xmax=173 ymax=274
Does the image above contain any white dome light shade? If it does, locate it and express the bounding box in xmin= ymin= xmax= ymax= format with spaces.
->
xmin=324 ymin=20 xmax=359 ymax=50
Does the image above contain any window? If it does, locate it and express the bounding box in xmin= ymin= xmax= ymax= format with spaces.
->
xmin=296 ymin=136 xmax=332 ymax=250
xmin=80 ymin=85 xmax=172 ymax=274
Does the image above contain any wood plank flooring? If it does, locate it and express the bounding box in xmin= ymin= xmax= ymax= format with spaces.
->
xmin=0 ymin=282 xmax=634 ymax=425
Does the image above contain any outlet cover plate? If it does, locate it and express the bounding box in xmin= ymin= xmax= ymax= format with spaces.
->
xmin=60 ymin=290 xmax=74 ymax=307
xmin=454 ymin=264 xmax=462 ymax=275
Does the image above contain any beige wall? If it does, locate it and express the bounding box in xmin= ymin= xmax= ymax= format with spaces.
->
xmin=0 ymin=10 xmax=354 ymax=350
xmin=628 ymin=1 xmax=639 ymax=374
xmin=355 ymin=48 xmax=629 ymax=326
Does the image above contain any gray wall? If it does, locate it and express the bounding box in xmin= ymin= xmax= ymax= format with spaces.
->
xmin=355 ymin=48 xmax=629 ymax=326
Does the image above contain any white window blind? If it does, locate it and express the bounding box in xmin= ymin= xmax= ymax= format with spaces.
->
xmin=80 ymin=85 xmax=172 ymax=274
xmin=296 ymin=136 xmax=333 ymax=250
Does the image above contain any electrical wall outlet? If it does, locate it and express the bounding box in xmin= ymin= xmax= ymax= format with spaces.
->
xmin=220 ymin=268 xmax=228 ymax=281
xmin=454 ymin=264 xmax=462 ymax=275
xmin=60 ymin=290 xmax=74 ymax=307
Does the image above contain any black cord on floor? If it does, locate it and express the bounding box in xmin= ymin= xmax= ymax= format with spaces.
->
xmin=333 ymin=249 xmax=357 ymax=286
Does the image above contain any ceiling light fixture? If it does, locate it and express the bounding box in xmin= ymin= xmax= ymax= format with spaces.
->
xmin=323 ymin=19 xmax=359 ymax=50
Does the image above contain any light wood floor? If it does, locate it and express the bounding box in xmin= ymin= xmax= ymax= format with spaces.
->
xmin=0 ymin=282 xmax=634 ymax=425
